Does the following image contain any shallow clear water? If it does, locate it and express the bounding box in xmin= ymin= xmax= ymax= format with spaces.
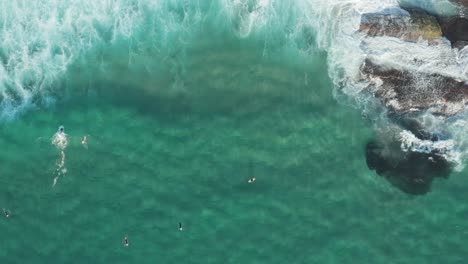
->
xmin=1 ymin=0 xmax=468 ymax=263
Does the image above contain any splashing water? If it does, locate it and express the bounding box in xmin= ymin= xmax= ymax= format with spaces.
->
xmin=51 ymin=126 xmax=67 ymax=150
xmin=51 ymin=126 xmax=67 ymax=186
xmin=0 ymin=0 xmax=467 ymax=168
xmin=400 ymin=130 xmax=457 ymax=160
xmin=52 ymin=150 xmax=67 ymax=187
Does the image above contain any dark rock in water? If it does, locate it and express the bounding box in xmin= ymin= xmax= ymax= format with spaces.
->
xmin=356 ymin=7 xmax=460 ymax=194
xmin=438 ymin=17 xmax=468 ymax=48
xmin=366 ymin=139 xmax=450 ymax=195
xmin=453 ymin=40 xmax=468 ymax=49
xmin=449 ymin=0 xmax=468 ymax=8
xmin=359 ymin=8 xmax=443 ymax=44
xmin=361 ymin=59 xmax=468 ymax=116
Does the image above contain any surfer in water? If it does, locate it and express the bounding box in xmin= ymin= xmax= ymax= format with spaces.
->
xmin=3 ymin=208 xmax=10 ymax=218
xmin=247 ymin=162 xmax=256 ymax=183
xmin=81 ymin=135 xmax=88 ymax=148
xmin=123 ymin=235 xmax=129 ymax=247
xmin=179 ymin=222 xmax=183 ymax=231
xmin=52 ymin=125 xmax=68 ymax=150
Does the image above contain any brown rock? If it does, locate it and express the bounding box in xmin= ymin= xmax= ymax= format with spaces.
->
xmin=449 ymin=0 xmax=468 ymax=8
xmin=360 ymin=59 xmax=468 ymax=116
xmin=359 ymin=9 xmax=443 ymax=44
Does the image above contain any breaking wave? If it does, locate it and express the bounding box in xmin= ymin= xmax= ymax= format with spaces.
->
xmin=1 ymin=0 xmax=467 ymax=167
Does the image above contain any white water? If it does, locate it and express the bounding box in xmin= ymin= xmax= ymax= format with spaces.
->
xmin=399 ymin=0 xmax=461 ymax=16
xmin=1 ymin=0 xmax=467 ymax=166
xmin=51 ymin=126 xmax=68 ymax=187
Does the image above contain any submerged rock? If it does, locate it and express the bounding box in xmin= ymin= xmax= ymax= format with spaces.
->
xmin=360 ymin=59 xmax=468 ymax=116
xmin=366 ymin=138 xmax=450 ymax=195
xmin=438 ymin=17 xmax=468 ymax=48
xmin=359 ymin=8 xmax=443 ymax=44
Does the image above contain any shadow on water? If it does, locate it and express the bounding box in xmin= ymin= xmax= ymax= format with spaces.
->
xmin=365 ymin=138 xmax=451 ymax=195
xmin=61 ymin=29 xmax=331 ymax=119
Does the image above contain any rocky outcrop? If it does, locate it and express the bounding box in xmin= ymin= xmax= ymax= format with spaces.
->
xmin=358 ymin=8 xmax=468 ymax=116
xmin=438 ymin=17 xmax=468 ymax=48
xmin=360 ymin=7 xmax=468 ymax=49
xmin=360 ymin=59 xmax=468 ymax=116
xmin=357 ymin=6 xmax=467 ymax=194
xmin=360 ymin=57 xmax=465 ymax=192
xmin=359 ymin=8 xmax=443 ymax=44
xmin=449 ymin=0 xmax=468 ymax=8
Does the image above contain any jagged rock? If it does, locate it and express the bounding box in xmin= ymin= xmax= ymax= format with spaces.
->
xmin=360 ymin=59 xmax=468 ymax=116
xmin=359 ymin=8 xmax=443 ymax=44
xmin=449 ymin=0 xmax=468 ymax=8
xmin=438 ymin=17 xmax=468 ymax=48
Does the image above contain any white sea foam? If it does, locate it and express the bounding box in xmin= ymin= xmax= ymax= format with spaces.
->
xmin=0 ymin=0 xmax=218 ymax=119
xmin=221 ymin=0 xmax=272 ymax=37
xmin=399 ymin=0 xmax=461 ymax=16
xmin=0 ymin=0 xmax=145 ymax=118
xmin=1 ymin=0 xmax=467 ymax=167
xmin=400 ymin=129 xmax=454 ymax=155
xmin=52 ymin=131 xmax=68 ymax=150
xmin=51 ymin=126 xmax=68 ymax=187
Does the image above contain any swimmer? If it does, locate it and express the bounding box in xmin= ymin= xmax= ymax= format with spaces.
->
xmin=3 ymin=208 xmax=10 ymax=218
xmin=179 ymin=222 xmax=183 ymax=231
xmin=123 ymin=235 xmax=129 ymax=247
xmin=81 ymin=135 xmax=88 ymax=148
xmin=52 ymin=176 xmax=59 ymax=187
xmin=52 ymin=126 xmax=68 ymax=149
xmin=248 ymin=177 xmax=256 ymax=183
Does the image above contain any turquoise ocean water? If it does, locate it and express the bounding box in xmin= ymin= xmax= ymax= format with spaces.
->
xmin=1 ymin=0 xmax=468 ymax=263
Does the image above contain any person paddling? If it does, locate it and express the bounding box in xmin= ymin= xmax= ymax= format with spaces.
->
xmin=123 ymin=235 xmax=129 ymax=247
xmin=247 ymin=162 xmax=256 ymax=183
xmin=3 ymin=208 xmax=10 ymax=218
xmin=81 ymin=135 xmax=88 ymax=149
